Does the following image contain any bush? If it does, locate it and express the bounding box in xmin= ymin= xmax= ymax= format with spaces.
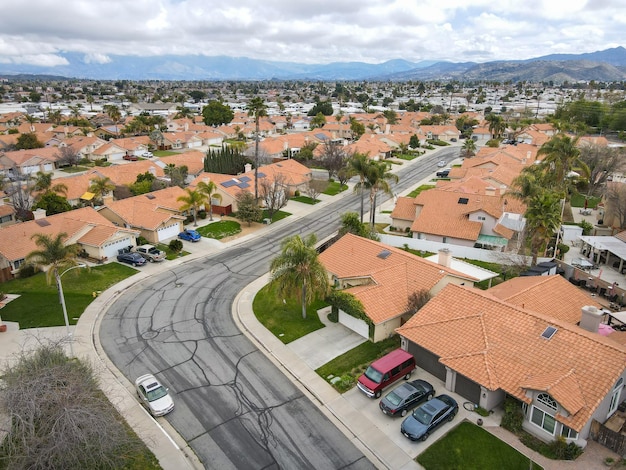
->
xmin=198 ymin=210 xmax=207 ymax=219
xmin=580 ymin=219 xmax=593 ymax=235
xmin=501 ymin=396 xmax=524 ymax=433
xmin=549 ymin=436 xmax=582 ymax=460
xmin=168 ymin=239 xmax=183 ymax=253
xmin=17 ymin=263 xmax=39 ymax=279
xmin=136 ymin=236 xmax=149 ymax=246
xmin=294 ymin=190 xmax=300 ymax=197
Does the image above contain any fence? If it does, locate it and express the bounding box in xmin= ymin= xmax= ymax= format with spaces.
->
xmin=590 ymin=419 xmax=626 ymax=457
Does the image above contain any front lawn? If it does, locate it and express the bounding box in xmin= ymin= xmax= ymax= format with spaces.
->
xmin=323 ymin=181 xmax=348 ymax=196
xmin=60 ymin=165 xmax=92 ymax=173
xmin=417 ymin=421 xmax=543 ymax=470
xmin=290 ymin=195 xmax=320 ymax=204
xmin=406 ymin=184 xmax=436 ymax=198
xmin=252 ymin=281 xmax=327 ymax=344
xmin=262 ymin=210 xmax=291 ymax=223
xmin=196 ymin=220 xmax=242 ymax=239
xmin=0 ymin=264 xmax=137 ymax=328
xmin=395 ymin=153 xmax=419 ymax=161
xmin=155 ymin=243 xmax=190 ymax=260
xmin=316 ymin=336 xmax=400 ymax=393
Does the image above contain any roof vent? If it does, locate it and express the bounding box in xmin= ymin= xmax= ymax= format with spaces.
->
xmin=541 ymin=326 xmax=557 ymax=340
xmin=377 ymin=249 xmax=391 ymax=259
xmin=35 ymin=219 xmax=51 ymax=227
xmin=145 ymin=194 xmax=156 ymax=199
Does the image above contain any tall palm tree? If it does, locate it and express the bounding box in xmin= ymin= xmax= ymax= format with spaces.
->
xmin=247 ymin=97 xmax=267 ymax=202
xmin=33 ymin=171 xmax=68 ymax=196
xmin=88 ymin=176 xmax=116 ymax=205
xmin=270 ymin=234 xmax=330 ymax=319
xmin=537 ymin=134 xmax=589 ymax=194
xmin=177 ymin=188 xmax=207 ymax=227
xmin=461 ymin=138 xmax=476 ymax=158
xmin=104 ymin=105 xmax=121 ymax=135
xmin=486 ymin=114 xmax=505 ymax=139
xmin=365 ymin=161 xmax=399 ymax=229
xmin=525 ymin=190 xmax=562 ymax=264
xmin=349 ymin=153 xmax=371 ymax=223
xmin=196 ymin=180 xmax=222 ymax=221
xmin=26 ymin=233 xmax=81 ymax=285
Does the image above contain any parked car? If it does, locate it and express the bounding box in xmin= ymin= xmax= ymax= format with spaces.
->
xmin=123 ymin=154 xmax=138 ymax=161
xmin=436 ymin=168 xmax=451 ymax=178
xmin=133 ymin=244 xmax=166 ymax=262
xmin=437 ymin=160 xmax=447 ymax=167
xmin=400 ymin=394 xmax=458 ymax=441
xmin=178 ymin=229 xmax=201 ymax=242
xmin=357 ymin=349 xmax=416 ymax=398
xmin=142 ymin=151 xmax=154 ymax=158
xmin=135 ymin=374 xmax=174 ymax=417
xmin=117 ymin=251 xmax=147 ymax=267
xmin=379 ymin=379 xmax=434 ymax=417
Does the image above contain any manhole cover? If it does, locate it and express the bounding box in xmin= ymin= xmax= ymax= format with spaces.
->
xmin=142 ymin=330 xmax=159 ymax=340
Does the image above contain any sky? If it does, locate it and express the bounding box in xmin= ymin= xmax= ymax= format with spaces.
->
xmin=1 ymin=0 xmax=624 ymax=67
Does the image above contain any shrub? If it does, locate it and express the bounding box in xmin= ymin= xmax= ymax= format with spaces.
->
xmin=17 ymin=263 xmax=39 ymax=279
xmin=198 ymin=210 xmax=207 ymax=219
xmin=168 ymin=239 xmax=183 ymax=253
xmin=579 ymin=219 xmax=593 ymax=235
xmin=294 ymin=190 xmax=300 ymax=197
xmin=549 ymin=436 xmax=582 ymax=460
xmin=501 ymin=396 xmax=524 ymax=433
xmin=136 ymin=236 xmax=149 ymax=246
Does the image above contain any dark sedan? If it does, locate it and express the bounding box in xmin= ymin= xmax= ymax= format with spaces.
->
xmin=400 ymin=394 xmax=458 ymax=441
xmin=117 ymin=252 xmax=147 ymax=267
xmin=379 ymin=379 xmax=434 ymax=417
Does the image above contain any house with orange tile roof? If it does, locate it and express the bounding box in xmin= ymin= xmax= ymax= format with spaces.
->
xmin=97 ymin=186 xmax=187 ymax=243
xmin=0 ymin=206 xmax=140 ymax=282
xmin=517 ymin=129 xmax=550 ymax=146
xmin=319 ymin=234 xmax=478 ymax=342
xmin=0 ymin=147 xmax=59 ymax=178
xmin=396 ymin=282 xmax=626 ymax=447
xmin=0 ymin=203 xmax=16 ymax=227
xmin=61 ymin=135 xmax=107 ymax=160
xmin=390 ymin=187 xmax=526 ymax=250
xmin=161 ymin=131 xmax=203 ymax=150
xmin=418 ymin=125 xmax=460 ymax=142
xmin=159 ymin=150 xmax=206 ymax=177
xmin=108 ymin=136 xmax=151 ymax=159
xmin=345 ymin=134 xmax=393 ymax=160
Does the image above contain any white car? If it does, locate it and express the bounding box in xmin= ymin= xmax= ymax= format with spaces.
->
xmin=437 ymin=160 xmax=447 ymax=167
xmin=135 ymin=374 xmax=174 ymax=416
xmin=142 ymin=151 xmax=154 ymax=158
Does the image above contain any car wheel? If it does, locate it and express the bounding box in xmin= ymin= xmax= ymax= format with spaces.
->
xmin=132 ymin=262 xmax=137 ymax=267
xmin=374 ymin=391 xmax=381 ymax=399
xmin=401 ymin=409 xmax=408 ymax=417
xmin=149 ymin=258 xmax=153 ymax=262
xmin=448 ymin=411 xmax=456 ymax=422
xmin=427 ymin=393 xmax=433 ymax=400
xmin=421 ymin=432 xmax=429 ymax=441
xmin=404 ymin=372 xmax=411 ymax=380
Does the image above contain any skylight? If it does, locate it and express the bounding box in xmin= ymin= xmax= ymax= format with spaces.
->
xmin=458 ymin=197 xmax=469 ymax=205
xmin=541 ymin=326 xmax=557 ymax=340
xmin=377 ymin=249 xmax=391 ymax=259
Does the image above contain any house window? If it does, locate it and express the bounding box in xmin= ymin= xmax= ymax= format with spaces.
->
xmin=531 ymin=406 xmax=556 ymax=434
xmin=13 ymin=258 xmax=25 ymax=269
xmin=477 ymin=216 xmax=486 ymax=221
xmin=536 ymin=393 xmax=557 ymax=410
xmin=608 ymin=378 xmax=624 ymax=418
xmin=442 ymin=237 xmax=447 ymax=243
xmin=560 ymin=426 xmax=578 ymax=439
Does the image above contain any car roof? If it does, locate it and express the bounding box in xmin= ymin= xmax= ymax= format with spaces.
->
xmin=370 ymin=348 xmax=413 ymax=369
xmin=421 ymin=398 xmax=448 ymax=414
xmin=137 ymin=244 xmax=155 ymax=249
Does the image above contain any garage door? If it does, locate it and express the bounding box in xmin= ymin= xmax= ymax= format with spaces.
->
xmin=338 ymin=311 xmax=369 ymax=338
xmin=406 ymin=343 xmax=446 ymax=381
xmin=102 ymin=237 xmax=134 ymax=259
xmin=455 ymin=373 xmax=481 ymax=404
xmin=158 ymin=222 xmax=180 ymax=241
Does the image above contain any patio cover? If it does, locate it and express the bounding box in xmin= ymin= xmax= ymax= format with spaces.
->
xmin=579 ymin=235 xmax=626 ymax=261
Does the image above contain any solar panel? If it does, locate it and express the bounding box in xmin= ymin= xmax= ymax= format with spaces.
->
xmin=257 ymin=172 xmax=266 ymax=178
xmin=221 ymin=180 xmax=237 ymax=188
xmin=238 ymin=182 xmax=250 ymax=188
xmin=239 ymin=176 xmax=251 ymax=182
xmin=541 ymin=326 xmax=557 ymax=340
xmin=377 ymin=249 xmax=391 ymax=259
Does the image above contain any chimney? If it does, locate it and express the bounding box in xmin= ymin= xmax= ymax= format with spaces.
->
xmin=485 ymin=186 xmax=496 ymax=197
xmin=500 ymin=184 xmax=507 ymax=195
xmin=437 ymin=248 xmax=452 ymax=268
xmin=33 ymin=208 xmax=46 ymax=220
xmin=244 ymin=163 xmax=252 ymax=173
xmin=579 ymin=305 xmax=603 ymax=333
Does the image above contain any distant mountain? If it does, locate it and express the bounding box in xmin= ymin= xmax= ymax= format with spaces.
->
xmin=0 ymin=47 xmax=624 ymax=82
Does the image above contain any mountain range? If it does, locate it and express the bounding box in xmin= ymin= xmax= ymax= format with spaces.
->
xmin=1 ymin=47 xmax=625 ymax=82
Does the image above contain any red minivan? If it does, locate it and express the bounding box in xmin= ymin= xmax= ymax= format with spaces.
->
xmin=357 ymin=349 xmax=416 ymax=398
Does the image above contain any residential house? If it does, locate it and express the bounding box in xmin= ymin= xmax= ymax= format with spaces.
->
xmin=0 ymin=203 xmax=16 ymax=227
xmin=0 ymin=147 xmax=59 ymax=178
xmin=319 ymin=234 xmax=480 ymax=342
xmin=0 ymin=207 xmax=140 ymax=282
xmin=396 ymin=281 xmax=626 ymax=447
xmin=345 ymin=134 xmax=393 ymax=160
xmin=161 ymin=132 xmax=203 ymax=150
xmin=418 ymin=125 xmax=460 ymax=142
xmin=159 ymin=150 xmax=206 ymax=178
xmin=97 ymin=186 xmax=187 ymax=243
xmin=109 ymin=136 xmax=152 ymax=159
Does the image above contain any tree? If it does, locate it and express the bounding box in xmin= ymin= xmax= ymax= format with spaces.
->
xmin=382 ymin=109 xmax=398 ymax=124
xmin=349 ymin=153 xmax=371 ymax=223
xmin=260 ymin=173 xmax=288 ymax=220
xmin=55 ymin=145 xmax=81 ymax=167
xmin=310 ymin=112 xmax=327 ymax=129
xmin=88 ymin=176 xmax=115 ymax=205
xmin=202 ymin=101 xmax=234 ymax=126
xmin=196 ymin=179 xmax=222 ymax=221
xmin=33 ymin=171 xmax=67 ymax=196
xmin=461 ymin=138 xmax=476 ymax=158
xmin=486 ymin=114 xmax=505 ymax=139
xmin=32 ymin=192 xmax=72 ymax=215
xmin=365 ymin=161 xmax=398 ymax=229
xmin=409 ymin=134 xmax=420 ymax=149
xmin=6 ymin=176 xmax=35 ymax=221
xmin=270 ymin=234 xmax=330 ymax=319
xmin=177 ymin=188 xmax=207 ymax=227
xmin=235 ymin=191 xmax=261 ymax=226
xmin=247 ymin=97 xmax=267 ymax=202
xmin=537 ymin=134 xmax=589 ymax=194
xmin=103 ymin=104 xmax=121 ymax=134
xmin=525 ymin=190 xmax=562 ymax=264
xmin=305 ymin=179 xmax=327 ymax=202
xmin=319 ymin=139 xmax=348 ymax=179
xmin=580 ymin=144 xmax=625 ymax=196
xmin=204 ymin=145 xmax=249 ymax=174
xmin=338 ymin=211 xmax=379 ymax=240
xmin=16 ymin=132 xmax=44 ymax=150
xmin=605 ymin=182 xmax=626 ymax=230
xmin=307 ymin=100 xmax=333 ymax=116
xmin=26 ymin=232 xmax=81 ymax=285
xmin=0 ymin=344 xmax=148 ymax=469
xmin=349 ymin=117 xmax=365 ymax=140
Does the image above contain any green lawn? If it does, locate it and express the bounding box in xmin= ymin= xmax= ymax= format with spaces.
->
xmin=196 ymin=220 xmax=242 ymax=239
xmin=0 ymin=264 xmax=137 ymax=328
xmin=570 ymin=193 xmax=601 ymax=208
xmin=323 ymin=182 xmax=349 ymax=196
xmin=406 ymin=184 xmax=436 ymax=198
xmin=252 ymin=281 xmax=327 ymax=344
xmin=417 ymin=421 xmax=543 ymax=470
xmin=395 ymin=153 xmax=419 ymax=161
xmin=60 ymin=165 xmax=92 ymax=173
xmin=316 ymin=336 xmax=400 ymax=393
xmin=155 ymin=243 xmax=190 ymax=260
xmin=262 ymin=210 xmax=291 ymax=223
xmin=290 ymin=195 xmax=320 ymax=205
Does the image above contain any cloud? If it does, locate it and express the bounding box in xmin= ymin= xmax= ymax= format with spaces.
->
xmin=83 ymin=53 xmax=111 ymax=64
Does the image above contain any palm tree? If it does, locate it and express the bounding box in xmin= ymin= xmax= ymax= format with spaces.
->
xmin=177 ymin=188 xmax=207 ymax=227
xmin=365 ymin=161 xmax=399 ymax=229
xmin=537 ymin=134 xmax=589 ymax=194
xmin=247 ymin=97 xmax=267 ymax=202
xmin=349 ymin=153 xmax=371 ymax=223
xmin=486 ymin=114 xmax=505 ymax=139
xmin=88 ymin=176 xmax=116 ymax=205
xmin=196 ymin=180 xmax=222 ymax=221
xmin=33 ymin=171 xmax=68 ymax=196
xmin=525 ymin=190 xmax=562 ymax=264
xmin=461 ymin=138 xmax=476 ymax=158
xmin=26 ymin=233 xmax=81 ymax=285
xmin=104 ymin=105 xmax=121 ymax=135
xmin=270 ymin=234 xmax=330 ymax=319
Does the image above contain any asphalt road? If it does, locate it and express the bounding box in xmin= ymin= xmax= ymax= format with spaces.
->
xmin=99 ymin=146 xmax=458 ymax=469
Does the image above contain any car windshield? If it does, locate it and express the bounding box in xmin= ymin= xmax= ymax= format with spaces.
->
xmin=364 ymin=365 xmax=383 ymax=384
xmin=146 ymin=385 xmax=168 ymax=402
xmin=385 ymin=391 xmax=402 ymax=406
xmin=148 ymin=248 xmax=159 ymax=254
xmin=412 ymin=407 xmax=433 ymax=425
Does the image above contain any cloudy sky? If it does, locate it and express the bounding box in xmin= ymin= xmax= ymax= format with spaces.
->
xmin=1 ymin=0 xmax=624 ymax=67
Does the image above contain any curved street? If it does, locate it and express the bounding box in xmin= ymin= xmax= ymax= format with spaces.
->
xmin=99 ymin=147 xmax=459 ymax=469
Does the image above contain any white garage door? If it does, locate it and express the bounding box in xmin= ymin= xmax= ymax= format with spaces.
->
xmin=339 ymin=311 xmax=369 ymax=338
xmin=102 ymin=237 xmax=134 ymax=258
xmin=158 ymin=222 xmax=180 ymax=241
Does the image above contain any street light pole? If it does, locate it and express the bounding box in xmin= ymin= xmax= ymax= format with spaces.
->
xmin=55 ymin=264 xmax=86 ymax=356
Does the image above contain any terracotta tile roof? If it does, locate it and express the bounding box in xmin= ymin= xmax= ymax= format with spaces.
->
xmin=0 ymin=205 xmax=15 ymax=217
xmin=319 ymin=234 xmax=476 ymax=324
xmin=396 ymin=283 xmax=626 ymax=431
xmin=159 ymin=150 xmax=206 ymax=175
xmin=0 ymin=207 xmax=136 ymax=261
xmin=345 ymin=134 xmax=392 ymax=158
xmin=390 ymin=196 xmax=417 ymax=221
xmin=487 ymin=275 xmax=602 ymax=324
